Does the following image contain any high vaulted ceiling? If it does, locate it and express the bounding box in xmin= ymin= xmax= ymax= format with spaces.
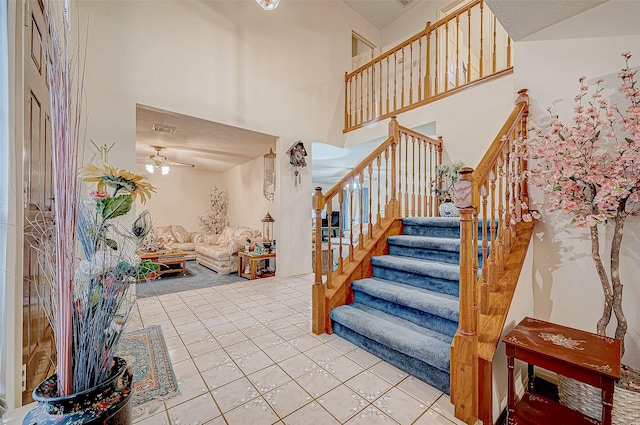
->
xmin=343 ymin=0 xmax=424 ymax=30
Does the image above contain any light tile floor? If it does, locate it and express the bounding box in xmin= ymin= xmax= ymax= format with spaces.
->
xmin=128 ymin=273 xmax=465 ymax=425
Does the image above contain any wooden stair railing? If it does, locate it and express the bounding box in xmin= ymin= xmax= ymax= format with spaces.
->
xmin=345 ymin=0 xmax=513 ymax=133
xmin=312 ymin=117 xmax=442 ymax=335
xmin=450 ymin=89 xmax=535 ymax=425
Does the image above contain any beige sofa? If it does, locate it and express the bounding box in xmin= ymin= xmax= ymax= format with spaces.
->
xmin=195 ymin=226 xmax=262 ymax=275
xmin=154 ymin=225 xmax=201 ymax=261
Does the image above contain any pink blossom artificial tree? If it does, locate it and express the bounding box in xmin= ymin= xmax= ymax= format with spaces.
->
xmin=524 ymin=52 xmax=640 ymax=359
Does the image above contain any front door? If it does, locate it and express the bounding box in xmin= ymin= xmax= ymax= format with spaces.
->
xmin=22 ymin=0 xmax=54 ymax=404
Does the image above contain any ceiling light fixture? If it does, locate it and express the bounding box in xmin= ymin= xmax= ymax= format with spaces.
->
xmin=256 ymin=0 xmax=279 ymax=11
xmin=145 ymin=159 xmax=171 ymax=175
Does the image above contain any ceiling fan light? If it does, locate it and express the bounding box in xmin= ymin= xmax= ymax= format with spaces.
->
xmin=256 ymin=0 xmax=279 ymax=10
xmin=161 ymin=164 xmax=171 ymax=175
xmin=145 ymin=163 xmax=155 ymax=174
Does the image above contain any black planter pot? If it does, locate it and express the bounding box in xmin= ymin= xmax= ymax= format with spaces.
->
xmin=23 ymin=357 xmax=133 ymax=425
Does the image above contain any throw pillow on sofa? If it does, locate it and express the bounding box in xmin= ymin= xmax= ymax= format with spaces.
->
xmin=170 ymin=225 xmax=190 ymax=243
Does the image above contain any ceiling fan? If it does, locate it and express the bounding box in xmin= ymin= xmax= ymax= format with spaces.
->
xmin=145 ymin=146 xmax=195 ymax=175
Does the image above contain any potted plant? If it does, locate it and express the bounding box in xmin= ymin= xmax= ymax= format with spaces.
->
xmin=521 ymin=52 xmax=640 ymax=423
xmin=434 ymin=161 xmax=463 ymax=217
xmin=23 ymin=4 xmax=156 ymax=424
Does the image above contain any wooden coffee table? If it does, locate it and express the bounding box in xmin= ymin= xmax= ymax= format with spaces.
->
xmin=138 ymin=249 xmax=187 ymax=279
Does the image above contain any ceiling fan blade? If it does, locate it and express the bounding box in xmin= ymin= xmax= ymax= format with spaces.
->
xmin=166 ymin=160 xmax=195 ymax=168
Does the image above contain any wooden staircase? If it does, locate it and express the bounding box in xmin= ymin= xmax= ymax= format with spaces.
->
xmin=312 ymin=1 xmax=534 ymax=422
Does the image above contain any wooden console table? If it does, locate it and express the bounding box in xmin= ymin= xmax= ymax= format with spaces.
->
xmin=503 ymin=317 xmax=621 ymax=425
xmin=238 ymin=252 xmax=276 ymax=280
xmin=138 ymin=249 xmax=187 ymax=279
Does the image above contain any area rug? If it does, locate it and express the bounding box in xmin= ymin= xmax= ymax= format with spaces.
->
xmin=115 ymin=325 xmax=179 ymax=416
xmin=136 ymin=261 xmax=244 ymax=298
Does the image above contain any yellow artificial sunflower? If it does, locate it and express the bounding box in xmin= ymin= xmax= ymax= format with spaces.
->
xmin=79 ymin=162 xmax=156 ymax=204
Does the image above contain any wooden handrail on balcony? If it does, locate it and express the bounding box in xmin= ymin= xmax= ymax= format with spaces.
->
xmin=450 ymin=89 xmax=534 ymax=425
xmin=345 ymin=0 xmax=513 ymax=133
xmin=312 ymin=117 xmax=442 ymax=334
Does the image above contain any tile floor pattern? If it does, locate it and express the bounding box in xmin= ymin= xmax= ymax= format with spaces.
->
xmin=128 ymin=273 xmax=466 ymax=425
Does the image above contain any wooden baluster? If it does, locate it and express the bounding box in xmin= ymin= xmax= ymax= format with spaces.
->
xmin=445 ymin=21 xmax=450 ymax=90
xmin=386 ymin=57 xmax=390 ymax=115
xmin=425 ymin=22 xmax=432 ymax=99
xmin=418 ymin=37 xmax=422 ymax=102
xmin=480 ymin=183 xmax=489 ymax=315
xmin=429 ymin=144 xmax=436 ymax=217
xmin=472 ymin=207 xmax=479 ymax=307
xmin=479 ymin=0 xmax=484 ymax=78
xmin=338 ymin=189 xmax=344 ymax=274
xmin=437 ymin=137 xmax=443 ymax=214
xmin=434 ymin=26 xmax=439 ymax=95
xmin=409 ymin=42 xmax=414 ymax=105
xmin=507 ymin=36 xmax=512 ymax=68
xmin=312 ymin=187 xmax=326 ymax=335
xmin=504 ymin=145 xmax=512 ymax=253
xmin=326 ymin=202 xmax=333 ymax=288
xmin=348 ymin=181 xmax=355 ymax=261
xmin=358 ymin=172 xmax=364 ymax=249
xmin=496 ymin=154 xmax=505 ymax=272
xmin=394 ymin=51 xmax=398 ymax=112
xmin=376 ymin=155 xmax=382 ymax=225
xmin=368 ymin=164 xmax=374 ymax=236
xmin=417 ymin=137 xmax=422 ymax=216
xmin=398 ymin=133 xmax=403 ymax=216
xmin=488 ymin=168 xmax=498 ymax=291
xmin=388 ymin=117 xmax=399 ymax=218
xmin=379 ymin=61 xmax=383 ymax=117
xmin=344 ymin=73 xmax=349 ymax=130
xmin=404 ymin=134 xmax=409 ymax=217
xmin=455 ymin=14 xmax=460 ymax=87
xmin=366 ymin=67 xmax=370 ymax=122
xmin=467 ymin=8 xmax=472 ymax=83
xmin=385 ymin=148 xmax=389 ymax=210
xmin=411 ymin=136 xmax=416 ymax=217
xmin=359 ymin=71 xmax=363 ymax=125
xmin=492 ymin=16 xmax=497 ymax=74
xmin=401 ymin=45 xmax=406 ymax=108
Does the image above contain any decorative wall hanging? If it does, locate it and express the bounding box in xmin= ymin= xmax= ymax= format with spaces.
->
xmin=263 ymin=148 xmax=276 ymax=202
xmin=287 ymin=141 xmax=307 ymax=187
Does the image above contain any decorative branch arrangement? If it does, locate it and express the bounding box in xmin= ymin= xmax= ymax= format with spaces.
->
xmin=199 ymin=186 xmax=229 ymax=234
xmin=521 ymin=52 xmax=639 ymax=361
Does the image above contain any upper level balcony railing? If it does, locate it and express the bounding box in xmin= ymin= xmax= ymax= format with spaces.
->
xmin=345 ymin=0 xmax=512 ymax=132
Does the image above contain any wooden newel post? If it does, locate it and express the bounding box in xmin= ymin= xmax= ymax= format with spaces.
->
xmin=450 ymin=167 xmax=479 ymax=424
xmin=312 ymin=187 xmax=326 ymax=335
xmin=455 ymin=167 xmax=476 ymax=336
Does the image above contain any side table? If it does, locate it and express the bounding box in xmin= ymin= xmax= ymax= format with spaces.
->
xmin=503 ymin=317 xmax=621 ymax=425
xmin=238 ymin=252 xmax=276 ymax=280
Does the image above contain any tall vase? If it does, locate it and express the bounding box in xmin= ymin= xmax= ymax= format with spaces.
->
xmin=23 ymin=357 xmax=133 ymax=425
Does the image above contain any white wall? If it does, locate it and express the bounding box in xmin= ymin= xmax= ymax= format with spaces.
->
xmin=514 ymin=34 xmax=640 ymax=370
xmin=381 ymin=1 xmax=449 ymax=48
xmin=76 ymin=0 xmax=379 ymax=276
xmin=223 ymin=153 xmax=274 ymax=234
xmin=134 ymin=165 xmax=224 ymax=232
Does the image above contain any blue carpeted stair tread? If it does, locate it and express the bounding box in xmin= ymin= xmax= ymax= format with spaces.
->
xmin=352 ymin=278 xmax=459 ymax=322
xmin=402 ymin=217 xmax=461 ymax=228
xmin=388 ymin=235 xmax=461 ymax=251
xmin=371 ymin=255 xmax=460 ymax=281
xmin=330 ymin=303 xmax=451 ymax=372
